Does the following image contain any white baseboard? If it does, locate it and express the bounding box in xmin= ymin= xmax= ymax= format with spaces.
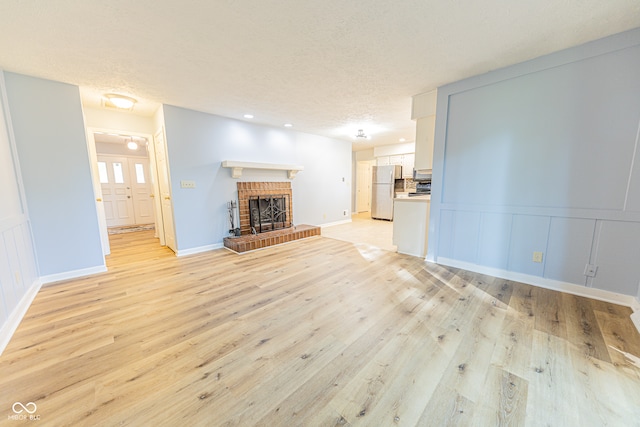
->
xmin=40 ymin=265 xmax=107 ymax=285
xmin=631 ymin=300 xmax=640 ymax=333
xmin=437 ymin=257 xmax=639 ymax=309
xmin=0 ymin=279 xmax=42 ymax=355
xmin=320 ymin=219 xmax=352 ymax=228
xmin=176 ymin=243 xmax=224 ymax=257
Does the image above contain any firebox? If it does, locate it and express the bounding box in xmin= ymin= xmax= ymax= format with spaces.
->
xmin=249 ymin=194 xmax=290 ymax=233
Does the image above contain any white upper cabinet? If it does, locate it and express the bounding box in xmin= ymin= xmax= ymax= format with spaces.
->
xmin=376 ymin=156 xmax=390 ymax=166
xmin=401 ymin=153 xmax=414 ymax=178
xmin=377 ymin=153 xmax=414 ymax=178
xmin=412 ymin=90 xmax=437 ymax=171
xmin=414 ymin=115 xmax=435 ymax=171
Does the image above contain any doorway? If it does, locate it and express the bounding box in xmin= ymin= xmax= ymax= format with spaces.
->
xmin=356 ymin=160 xmax=374 ymax=213
xmin=87 ymin=128 xmax=167 ymax=258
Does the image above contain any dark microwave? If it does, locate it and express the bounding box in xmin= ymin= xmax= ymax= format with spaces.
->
xmin=413 ymin=169 xmax=432 ymax=182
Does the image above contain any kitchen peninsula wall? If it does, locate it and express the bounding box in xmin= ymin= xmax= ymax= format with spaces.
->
xmin=428 ymin=27 xmax=640 ymax=303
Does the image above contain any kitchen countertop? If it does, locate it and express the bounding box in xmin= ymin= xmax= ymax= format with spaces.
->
xmin=395 ymin=194 xmax=430 ymax=202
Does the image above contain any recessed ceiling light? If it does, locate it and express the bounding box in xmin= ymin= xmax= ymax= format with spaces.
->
xmin=399 ymin=138 xmax=406 ymax=142
xmin=104 ymin=93 xmax=136 ymax=110
xmin=284 ymin=123 xmax=293 ymax=127
xmin=243 ymin=114 xmax=254 ymax=119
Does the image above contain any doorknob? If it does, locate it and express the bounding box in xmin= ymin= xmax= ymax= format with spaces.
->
xmin=96 ymin=198 xmax=102 ymax=202
xmin=164 ymin=196 xmax=171 ymax=200
xmin=127 ymin=196 xmax=131 ymax=199
xmin=150 ymin=194 xmax=155 ymax=198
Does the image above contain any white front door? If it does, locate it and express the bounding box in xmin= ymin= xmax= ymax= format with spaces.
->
xmin=98 ymin=156 xmax=136 ymax=227
xmin=127 ymin=159 xmax=154 ymax=224
xmin=356 ymin=160 xmax=372 ymax=213
xmin=154 ymin=128 xmax=176 ymax=252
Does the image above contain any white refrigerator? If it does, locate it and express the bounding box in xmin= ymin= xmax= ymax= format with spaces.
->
xmin=371 ymin=165 xmax=402 ymax=220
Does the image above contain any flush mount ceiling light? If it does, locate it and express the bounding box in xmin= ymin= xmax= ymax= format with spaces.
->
xmin=284 ymin=123 xmax=293 ymax=128
xmin=399 ymin=138 xmax=406 ymax=142
xmin=126 ymin=139 xmax=138 ymax=150
xmin=104 ymin=93 xmax=137 ymax=110
xmin=243 ymin=114 xmax=254 ymax=119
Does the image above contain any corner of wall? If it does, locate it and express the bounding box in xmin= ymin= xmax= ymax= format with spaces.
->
xmin=631 ymin=308 xmax=640 ymax=335
xmin=0 ymin=278 xmax=41 ymax=355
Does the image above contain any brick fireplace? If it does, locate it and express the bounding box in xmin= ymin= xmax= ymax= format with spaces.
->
xmin=237 ymin=182 xmax=293 ymax=235
xmin=223 ymin=181 xmax=320 ymax=253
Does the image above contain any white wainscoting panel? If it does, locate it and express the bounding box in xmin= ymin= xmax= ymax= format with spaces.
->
xmin=0 ymin=215 xmax=39 ymax=354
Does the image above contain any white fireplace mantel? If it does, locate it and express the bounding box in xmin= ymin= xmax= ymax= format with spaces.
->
xmin=221 ymin=161 xmax=304 ymax=179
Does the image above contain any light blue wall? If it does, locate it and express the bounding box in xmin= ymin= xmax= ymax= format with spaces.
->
xmin=162 ymin=105 xmax=352 ymax=252
xmin=430 ymin=28 xmax=640 ymax=298
xmin=0 ymin=71 xmax=38 ymax=336
xmin=3 ymin=72 xmax=104 ymax=276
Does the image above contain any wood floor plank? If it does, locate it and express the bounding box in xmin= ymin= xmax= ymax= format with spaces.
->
xmin=0 ymin=230 xmax=638 ymax=426
xmin=473 ymin=365 xmax=529 ymax=427
xmin=525 ymin=331 xmax=581 ymax=427
xmin=532 ymin=286 xmax=568 ymax=339
xmin=562 ymin=293 xmax=612 ymax=363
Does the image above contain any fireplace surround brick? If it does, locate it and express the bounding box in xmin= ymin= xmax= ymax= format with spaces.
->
xmin=236 ymin=182 xmax=293 ymax=235
xmin=224 ymin=181 xmax=320 ymax=253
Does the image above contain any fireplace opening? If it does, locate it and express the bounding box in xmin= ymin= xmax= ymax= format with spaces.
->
xmin=249 ymin=194 xmax=290 ymax=233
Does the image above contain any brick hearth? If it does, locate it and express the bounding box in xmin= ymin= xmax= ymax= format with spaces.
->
xmin=223 ymin=224 xmax=320 ymax=253
xmin=224 ymin=182 xmax=319 ymax=253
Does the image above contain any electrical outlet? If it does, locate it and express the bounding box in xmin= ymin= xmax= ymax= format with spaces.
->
xmin=532 ymin=252 xmax=543 ymax=263
xmin=343 ymin=210 xmax=348 ymax=216
xmin=584 ymin=264 xmax=598 ymax=277
xmin=180 ymin=180 xmax=196 ymax=189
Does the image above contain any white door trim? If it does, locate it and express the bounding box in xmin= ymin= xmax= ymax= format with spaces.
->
xmin=153 ymin=127 xmax=176 ymax=252
xmin=85 ymin=130 xmax=110 ymax=256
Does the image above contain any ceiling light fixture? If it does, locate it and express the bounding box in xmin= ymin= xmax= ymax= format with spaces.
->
xmin=284 ymin=123 xmax=293 ymax=128
xmin=399 ymin=138 xmax=406 ymax=142
xmin=127 ymin=140 xmax=139 ymax=150
xmin=104 ymin=93 xmax=137 ymax=110
xmin=355 ymin=129 xmax=370 ymax=140
xmin=243 ymin=114 xmax=254 ymax=119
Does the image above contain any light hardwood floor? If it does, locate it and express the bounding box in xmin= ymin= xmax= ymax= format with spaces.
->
xmin=1 ymin=231 xmax=639 ymax=426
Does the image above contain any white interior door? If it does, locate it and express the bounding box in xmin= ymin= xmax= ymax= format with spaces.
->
xmin=98 ymin=156 xmax=136 ymax=227
xmin=356 ymin=160 xmax=372 ymax=213
xmin=154 ymin=128 xmax=176 ymax=252
xmin=86 ymin=131 xmax=110 ymax=256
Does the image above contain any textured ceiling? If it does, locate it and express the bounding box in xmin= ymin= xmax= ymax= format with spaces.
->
xmin=0 ymin=1 xmax=639 ymax=151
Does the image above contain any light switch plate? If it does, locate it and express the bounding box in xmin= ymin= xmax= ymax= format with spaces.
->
xmin=181 ymin=180 xmax=196 ymax=189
